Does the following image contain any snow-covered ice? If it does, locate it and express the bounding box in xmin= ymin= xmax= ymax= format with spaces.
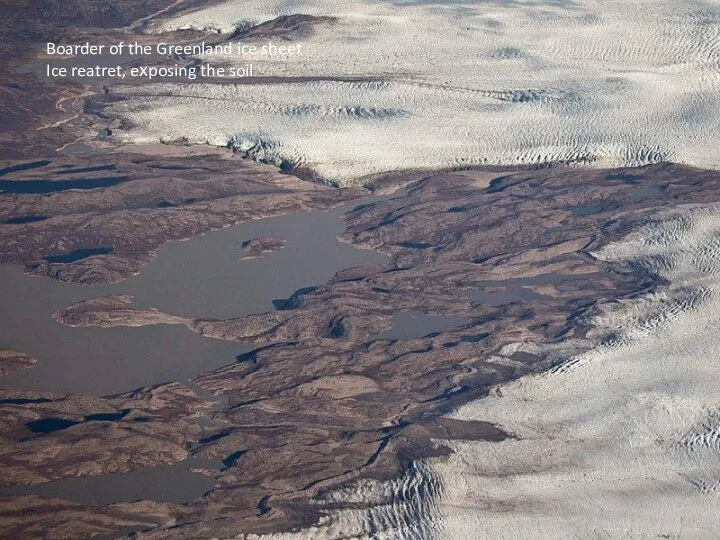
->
xmin=110 ymin=0 xmax=720 ymax=184
xmin=431 ymin=206 xmax=720 ymax=539
xmin=232 ymin=206 xmax=720 ymax=539
xmin=122 ymin=3 xmax=720 ymax=536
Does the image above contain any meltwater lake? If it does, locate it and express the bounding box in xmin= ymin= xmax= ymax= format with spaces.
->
xmin=0 ymin=203 xmax=388 ymax=396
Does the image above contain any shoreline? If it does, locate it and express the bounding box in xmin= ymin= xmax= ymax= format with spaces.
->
xmin=4 ymin=160 xmax=720 ymax=537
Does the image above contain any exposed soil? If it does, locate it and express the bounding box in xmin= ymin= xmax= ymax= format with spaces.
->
xmin=0 ymin=154 xmax=364 ymax=284
xmin=4 ymin=162 xmax=719 ymax=538
xmin=0 ymin=350 xmax=37 ymax=377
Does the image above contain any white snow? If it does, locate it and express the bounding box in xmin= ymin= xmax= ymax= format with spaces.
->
xmin=231 ymin=206 xmax=720 ymax=539
xmin=433 ymin=205 xmax=720 ymax=539
xmin=109 ymin=0 xmax=720 ymax=184
xmin=209 ymin=205 xmax=720 ymax=540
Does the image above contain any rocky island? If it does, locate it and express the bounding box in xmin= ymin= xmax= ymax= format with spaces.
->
xmin=240 ymin=237 xmax=287 ymax=259
xmin=0 ymin=350 xmax=37 ymax=377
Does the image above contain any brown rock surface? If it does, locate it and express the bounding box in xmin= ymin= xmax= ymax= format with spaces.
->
xmin=53 ymin=295 xmax=189 ymax=328
xmin=0 ymin=496 xmax=171 ymax=540
xmin=0 ymin=155 xmax=364 ymax=283
xmin=0 ymin=349 xmax=37 ymax=377
xmin=240 ymin=236 xmax=287 ymax=259
xmin=0 ymin=382 xmax=210 ymax=489
xmin=11 ymin=162 xmax=720 ymax=538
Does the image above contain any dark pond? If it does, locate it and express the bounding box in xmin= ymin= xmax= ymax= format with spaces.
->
xmin=3 ymin=215 xmax=49 ymax=225
xmin=0 ymin=176 xmax=129 ymax=194
xmin=0 ymin=160 xmax=51 ymax=176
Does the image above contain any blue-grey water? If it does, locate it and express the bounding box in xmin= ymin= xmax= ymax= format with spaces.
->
xmin=0 ymin=458 xmax=222 ymax=505
xmin=0 ymin=204 xmax=388 ymax=396
xmin=378 ymin=310 xmax=472 ymax=340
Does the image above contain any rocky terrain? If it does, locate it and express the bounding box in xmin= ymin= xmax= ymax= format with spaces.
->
xmin=0 ymin=380 xmax=207 ymax=537
xmin=2 ymin=1 xmax=720 ymax=538
xmin=0 ymin=0 xmax=202 ymax=160
xmin=0 ymin=350 xmax=37 ymax=377
xmin=2 ymin=162 xmax=717 ymax=538
xmin=0 ymin=155 xmax=363 ymax=283
xmin=240 ymin=237 xmax=287 ymax=259
xmin=53 ymin=296 xmax=190 ymax=328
